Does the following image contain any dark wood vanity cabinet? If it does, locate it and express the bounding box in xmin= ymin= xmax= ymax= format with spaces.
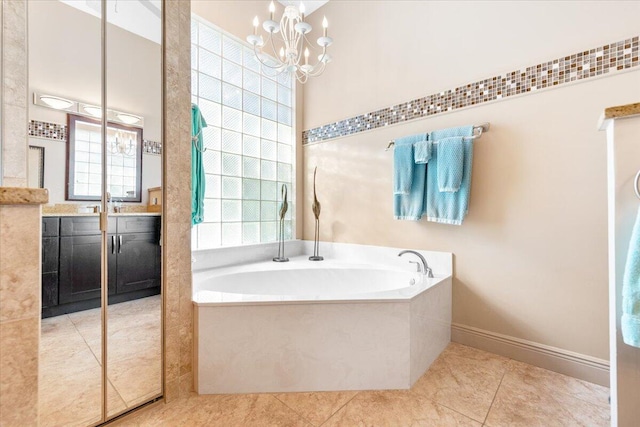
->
xmin=41 ymin=217 xmax=60 ymax=309
xmin=42 ymin=215 xmax=160 ymax=317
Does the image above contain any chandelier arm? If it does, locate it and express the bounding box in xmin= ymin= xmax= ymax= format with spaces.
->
xmin=252 ymin=39 xmax=285 ymax=70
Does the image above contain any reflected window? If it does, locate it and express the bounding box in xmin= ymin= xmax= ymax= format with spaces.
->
xmin=67 ymin=114 xmax=143 ymax=201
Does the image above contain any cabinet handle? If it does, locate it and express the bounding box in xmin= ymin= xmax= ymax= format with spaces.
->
xmin=111 ymin=235 xmax=116 ymax=254
xmin=118 ymin=235 xmax=123 ymax=254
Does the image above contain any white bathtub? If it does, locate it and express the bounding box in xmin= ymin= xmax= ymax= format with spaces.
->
xmin=193 ymin=242 xmax=452 ymax=394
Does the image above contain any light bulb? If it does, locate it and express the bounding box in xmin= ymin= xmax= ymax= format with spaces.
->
xmin=299 ymin=2 xmax=305 ymax=19
xmin=323 ymin=16 xmax=328 ymax=37
xmin=304 ymin=47 xmax=309 ymax=64
xmin=269 ymin=1 xmax=275 ymax=20
xmin=279 ymin=47 xmax=285 ymax=60
xmin=253 ymin=16 xmax=259 ymax=34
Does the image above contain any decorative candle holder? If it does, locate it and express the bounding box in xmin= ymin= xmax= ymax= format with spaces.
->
xmin=309 ymin=167 xmax=323 ymax=261
xmin=273 ymin=184 xmax=289 ymax=262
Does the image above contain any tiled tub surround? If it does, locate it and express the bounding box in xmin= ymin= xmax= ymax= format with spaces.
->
xmin=193 ymin=242 xmax=452 ymax=394
xmin=302 ymin=36 xmax=639 ymax=144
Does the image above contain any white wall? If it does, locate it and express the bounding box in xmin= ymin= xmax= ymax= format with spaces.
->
xmin=302 ymin=0 xmax=640 ymax=365
xmin=27 ymin=0 xmax=162 ymax=204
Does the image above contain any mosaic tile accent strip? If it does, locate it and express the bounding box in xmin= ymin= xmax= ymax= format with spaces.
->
xmin=143 ymin=139 xmax=162 ymax=155
xmin=29 ymin=120 xmax=67 ymax=141
xmin=303 ymin=36 xmax=639 ymax=144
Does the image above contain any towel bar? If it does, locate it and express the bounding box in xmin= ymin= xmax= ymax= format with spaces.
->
xmin=385 ymin=123 xmax=490 ymax=151
xmin=634 ymin=170 xmax=640 ymax=200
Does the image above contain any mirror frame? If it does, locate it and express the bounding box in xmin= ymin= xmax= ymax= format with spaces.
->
xmin=66 ymin=113 xmax=143 ymax=202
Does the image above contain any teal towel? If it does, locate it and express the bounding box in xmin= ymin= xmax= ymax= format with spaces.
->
xmin=191 ymin=104 xmax=207 ymax=226
xmin=425 ymin=126 xmax=474 ymax=225
xmin=622 ymin=206 xmax=640 ymax=348
xmin=437 ymin=137 xmax=464 ymax=192
xmin=414 ymin=140 xmax=432 ymax=164
xmin=394 ymin=133 xmax=428 ymax=220
xmin=393 ymin=143 xmax=415 ymax=195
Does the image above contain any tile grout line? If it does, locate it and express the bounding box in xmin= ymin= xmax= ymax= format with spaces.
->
xmin=269 ymin=395 xmax=317 ymax=426
xmin=483 ymin=370 xmax=506 ymax=426
xmin=318 ymin=392 xmax=360 ymax=426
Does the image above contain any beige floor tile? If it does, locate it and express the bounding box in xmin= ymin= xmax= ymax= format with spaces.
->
xmin=108 ymin=351 xmax=163 ymax=407
xmin=506 ymin=360 xmax=610 ymax=406
xmin=41 ymin=314 xmax=77 ymax=336
xmin=485 ymin=371 xmax=610 ymax=427
xmin=410 ymin=343 xmax=510 ymax=422
xmin=39 ymin=364 xmax=126 ymax=427
xmin=323 ymin=390 xmax=482 ymax=427
xmin=274 ymin=391 xmax=358 ymax=426
xmin=115 ymin=393 xmax=311 ymax=427
xmin=86 ymin=321 xmax=161 ymax=364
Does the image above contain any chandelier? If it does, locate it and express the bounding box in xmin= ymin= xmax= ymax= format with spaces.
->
xmin=110 ymin=129 xmax=136 ymax=157
xmin=246 ymin=1 xmax=333 ymax=83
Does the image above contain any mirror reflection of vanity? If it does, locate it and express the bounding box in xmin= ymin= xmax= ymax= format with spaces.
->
xmin=28 ymin=1 xmax=164 ymax=425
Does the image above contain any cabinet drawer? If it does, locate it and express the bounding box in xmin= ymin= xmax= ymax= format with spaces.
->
xmin=60 ymin=216 xmax=116 ymax=236
xmin=117 ymin=216 xmax=159 ymax=234
xmin=42 ymin=217 xmax=60 ymax=237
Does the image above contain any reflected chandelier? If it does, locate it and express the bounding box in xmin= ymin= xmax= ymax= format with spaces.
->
xmin=246 ymin=1 xmax=333 ymax=83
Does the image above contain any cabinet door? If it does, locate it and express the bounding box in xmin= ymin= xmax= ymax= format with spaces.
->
xmin=59 ymin=235 xmax=101 ymax=304
xmin=42 ymin=237 xmax=59 ymax=273
xmin=42 ymin=272 xmax=58 ymax=309
xmin=116 ymin=232 xmax=160 ymax=293
xmin=59 ymin=234 xmax=117 ymax=304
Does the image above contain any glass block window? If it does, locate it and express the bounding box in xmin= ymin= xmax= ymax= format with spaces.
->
xmin=191 ymin=17 xmax=295 ymax=249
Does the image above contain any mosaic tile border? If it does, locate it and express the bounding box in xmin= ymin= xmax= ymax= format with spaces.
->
xmin=143 ymin=139 xmax=162 ymax=155
xmin=29 ymin=120 xmax=67 ymax=141
xmin=302 ymin=36 xmax=639 ymax=144
xmin=28 ymin=120 xmax=163 ymax=155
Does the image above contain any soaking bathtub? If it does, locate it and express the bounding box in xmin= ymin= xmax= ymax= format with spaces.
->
xmin=193 ymin=241 xmax=452 ymax=394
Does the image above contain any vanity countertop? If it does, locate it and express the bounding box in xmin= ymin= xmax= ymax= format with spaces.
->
xmin=0 ymin=187 xmax=49 ymax=205
xmin=42 ymin=212 xmax=161 ymax=217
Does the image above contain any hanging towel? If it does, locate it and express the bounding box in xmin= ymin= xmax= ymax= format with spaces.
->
xmin=622 ymin=206 xmax=640 ymax=348
xmin=414 ymin=140 xmax=432 ymax=164
xmin=424 ymin=125 xmax=474 ymax=225
xmin=191 ymin=104 xmax=207 ymax=226
xmin=437 ymin=137 xmax=465 ymax=192
xmin=393 ymin=142 xmax=415 ymax=195
xmin=394 ymin=133 xmax=428 ymax=220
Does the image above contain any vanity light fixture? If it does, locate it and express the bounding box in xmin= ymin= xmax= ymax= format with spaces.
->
xmin=246 ymin=1 xmax=333 ymax=83
xmin=36 ymin=94 xmax=76 ymax=111
xmin=81 ymin=104 xmax=103 ymax=118
xmin=115 ymin=112 xmax=142 ymax=125
xmin=33 ymin=92 xmax=145 ymax=127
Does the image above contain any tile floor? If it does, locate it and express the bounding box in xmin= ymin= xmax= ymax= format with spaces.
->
xmin=113 ymin=343 xmax=610 ymax=427
xmin=39 ymin=296 xmax=162 ymax=427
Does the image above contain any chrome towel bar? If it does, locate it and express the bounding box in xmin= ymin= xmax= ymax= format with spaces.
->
xmin=385 ymin=122 xmax=490 ymax=151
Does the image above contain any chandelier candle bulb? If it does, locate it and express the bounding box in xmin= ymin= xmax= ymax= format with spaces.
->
xmin=253 ymin=16 xmax=259 ymax=35
xmin=269 ymin=1 xmax=275 ymax=20
xmin=300 ymin=2 xmax=305 ymax=21
xmin=323 ymin=16 xmax=328 ymax=37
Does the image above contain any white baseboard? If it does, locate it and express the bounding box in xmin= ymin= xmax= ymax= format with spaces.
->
xmin=451 ymin=323 xmax=610 ymax=387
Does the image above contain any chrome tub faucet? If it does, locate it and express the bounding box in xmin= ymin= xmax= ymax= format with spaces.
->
xmin=398 ymin=250 xmax=434 ymax=278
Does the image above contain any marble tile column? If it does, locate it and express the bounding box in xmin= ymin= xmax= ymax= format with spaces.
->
xmin=0 ymin=188 xmax=48 ymax=427
xmin=163 ymin=0 xmax=193 ymax=402
xmin=1 ymin=0 xmax=28 ymax=187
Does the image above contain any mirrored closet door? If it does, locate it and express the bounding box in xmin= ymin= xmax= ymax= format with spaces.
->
xmin=105 ymin=0 xmax=163 ymax=417
xmin=28 ymin=1 xmax=163 ymax=425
